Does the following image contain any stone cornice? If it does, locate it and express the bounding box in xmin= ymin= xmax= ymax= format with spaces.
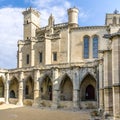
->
xmin=0 ymin=68 xmax=8 ymax=73
xmin=112 ymin=83 xmax=120 ymax=87
xmin=104 ymin=86 xmax=112 ymax=89
xmin=104 ymin=30 xmax=120 ymax=39
xmin=70 ymin=26 xmax=108 ymax=32
xmin=99 ymin=49 xmax=112 ymax=53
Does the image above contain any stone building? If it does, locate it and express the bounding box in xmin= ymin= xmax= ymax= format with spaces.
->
xmin=0 ymin=7 xmax=120 ymax=120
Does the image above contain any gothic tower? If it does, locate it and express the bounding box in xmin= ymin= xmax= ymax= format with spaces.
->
xmin=22 ymin=7 xmax=40 ymax=40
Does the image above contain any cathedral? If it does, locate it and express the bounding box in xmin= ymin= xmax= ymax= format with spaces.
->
xmin=0 ymin=7 xmax=120 ymax=120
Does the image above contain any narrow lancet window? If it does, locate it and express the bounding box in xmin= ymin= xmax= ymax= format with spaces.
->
xmin=93 ymin=36 xmax=98 ymax=58
xmin=84 ymin=36 xmax=89 ymax=59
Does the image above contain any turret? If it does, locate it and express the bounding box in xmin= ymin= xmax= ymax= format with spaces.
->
xmin=68 ymin=7 xmax=79 ymax=28
xmin=22 ymin=7 xmax=40 ymax=40
xmin=105 ymin=9 xmax=120 ymax=26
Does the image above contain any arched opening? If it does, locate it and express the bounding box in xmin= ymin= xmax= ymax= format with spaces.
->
xmin=60 ymin=75 xmax=73 ymax=101
xmin=0 ymin=77 xmax=4 ymax=97
xmin=25 ymin=76 xmax=34 ymax=99
xmin=41 ymin=76 xmax=52 ymax=100
xmin=10 ymin=90 xmax=15 ymax=98
xmin=9 ymin=77 xmax=19 ymax=98
xmin=80 ymin=74 xmax=96 ymax=101
xmin=85 ymin=85 xmax=95 ymax=100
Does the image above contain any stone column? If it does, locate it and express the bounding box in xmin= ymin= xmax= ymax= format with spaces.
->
xmin=111 ymin=36 xmax=120 ymax=120
xmin=34 ymin=69 xmax=40 ymax=100
xmin=5 ymin=73 xmax=9 ymax=104
xmin=31 ymin=40 xmax=35 ymax=67
xmin=99 ymin=59 xmax=104 ymax=109
xmin=73 ymin=70 xmax=80 ymax=109
xmin=52 ymin=68 xmax=59 ymax=109
xmin=103 ymin=51 xmax=113 ymax=115
xmin=18 ymin=41 xmax=24 ymax=68
xmin=73 ymin=89 xmax=80 ymax=110
xmin=17 ymin=71 xmax=24 ymax=106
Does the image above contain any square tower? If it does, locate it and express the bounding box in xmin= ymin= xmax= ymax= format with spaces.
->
xmin=22 ymin=7 xmax=40 ymax=40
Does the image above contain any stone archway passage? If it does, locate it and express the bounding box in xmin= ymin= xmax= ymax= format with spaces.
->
xmin=80 ymin=74 xmax=96 ymax=101
xmin=9 ymin=77 xmax=19 ymax=98
xmin=25 ymin=76 xmax=34 ymax=99
xmin=0 ymin=78 xmax=4 ymax=97
xmin=60 ymin=76 xmax=73 ymax=101
xmin=41 ymin=76 xmax=52 ymax=100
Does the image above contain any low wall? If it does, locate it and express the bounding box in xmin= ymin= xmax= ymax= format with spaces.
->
xmin=59 ymin=101 xmax=73 ymax=109
xmin=23 ymin=99 xmax=33 ymax=106
xmin=80 ymin=101 xmax=97 ymax=109
xmin=0 ymin=98 xmax=5 ymax=102
xmin=39 ymin=100 xmax=52 ymax=107
xmin=9 ymin=98 xmax=18 ymax=104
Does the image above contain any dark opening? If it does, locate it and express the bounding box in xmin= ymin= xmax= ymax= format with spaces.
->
xmin=0 ymin=80 xmax=4 ymax=97
xmin=53 ymin=52 xmax=57 ymax=61
xmin=10 ymin=90 xmax=15 ymax=98
xmin=85 ymin=85 xmax=95 ymax=100
xmin=25 ymin=85 xmax=29 ymax=95
xmin=48 ymin=85 xmax=52 ymax=100
xmin=26 ymin=54 xmax=29 ymax=64
xmin=39 ymin=52 xmax=42 ymax=63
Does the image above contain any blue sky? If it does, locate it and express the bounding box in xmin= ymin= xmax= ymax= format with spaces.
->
xmin=0 ymin=0 xmax=120 ymax=69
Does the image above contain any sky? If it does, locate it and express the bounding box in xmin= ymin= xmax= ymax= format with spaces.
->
xmin=0 ymin=0 xmax=120 ymax=69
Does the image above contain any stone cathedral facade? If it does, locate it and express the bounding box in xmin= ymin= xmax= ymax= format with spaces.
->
xmin=0 ymin=7 xmax=120 ymax=119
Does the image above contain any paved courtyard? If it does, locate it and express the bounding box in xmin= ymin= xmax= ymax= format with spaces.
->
xmin=0 ymin=104 xmax=91 ymax=120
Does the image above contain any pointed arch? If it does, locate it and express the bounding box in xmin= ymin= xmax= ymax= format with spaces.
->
xmin=40 ymin=75 xmax=52 ymax=100
xmin=80 ymin=74 xmax=96 ymax=101
xmin=24 ymin=76 xmax=34 ymax=99
xmin=81 ymin=72 xmax=96 ymax=84
xmin=0 ymin=77 xmax=4 ymax=97
xmin=9 ymin=76 xmax=19 ymax=98
xmin=59 ymin=74 xmax=73 ymax=101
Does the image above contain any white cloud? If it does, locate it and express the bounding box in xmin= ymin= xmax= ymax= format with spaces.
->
xmin=0 ymin=7 xmax=23 ymax=69
xmin=0 ymin=1 xmax=88 ymax=69
xmin=30 ymin=0 xmax=72 ymax=26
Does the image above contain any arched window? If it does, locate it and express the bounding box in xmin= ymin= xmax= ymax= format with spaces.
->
xmin=85 ymin=85 xmax=95 ymax=100
xmin=113 ymin=17 xmax=117 ymax=25
xmin=84 ymin=36 xmax=89 ymax=59
xmin=93 ymin=36 xmax=98 ymax=58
